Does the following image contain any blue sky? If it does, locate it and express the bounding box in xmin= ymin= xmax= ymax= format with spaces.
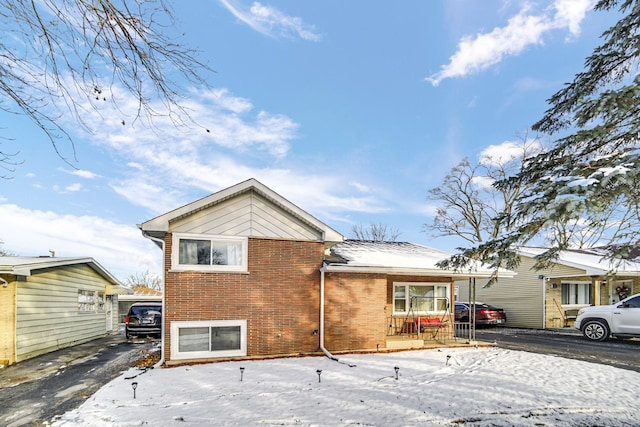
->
xmin=0 ymin=1 xmax=620 ymax=281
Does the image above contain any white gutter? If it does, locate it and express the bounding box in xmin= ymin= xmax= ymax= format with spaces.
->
xmin=142 ymin=232 xmax=166 ymax=368
xmin=319 ymin=266 xmax=356 ymax=367
xmin=322 ymin=264 xmax=515 ymax=279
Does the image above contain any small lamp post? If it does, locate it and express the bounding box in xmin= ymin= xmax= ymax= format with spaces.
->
xmin=131 ymin=382 xmax=138 ymax=399
xmin=239 ymin=367 xmax=245 ymax=382
xmin=316 ymin=369 xmax=322 ymax=383
xmin=394 ymin=366 xmax=399 ymax=380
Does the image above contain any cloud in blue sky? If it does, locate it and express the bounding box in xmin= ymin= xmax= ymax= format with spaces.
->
xmin=427 ymin=0 xmax=593 ymax=86
xmin=219 ymin=0 xmax=321 ymax=41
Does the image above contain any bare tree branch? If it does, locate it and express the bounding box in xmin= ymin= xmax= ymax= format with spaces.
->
xmin=351 ymin=222 xmax=402 ymax=242
xmin=0 ymin=0 xmax=212 ymax=173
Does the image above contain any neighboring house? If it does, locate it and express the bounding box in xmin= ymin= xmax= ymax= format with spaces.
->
xmin=0 ymin=257 xmax=127 ymax=366
xmin=138 ymin=178 xmax=510 ymax=366
xmin=457 ymin=246 xmax=640 ymax=329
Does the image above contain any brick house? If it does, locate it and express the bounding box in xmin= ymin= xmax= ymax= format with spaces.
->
xmin=138 ymin=179 xmax=507 ymax=365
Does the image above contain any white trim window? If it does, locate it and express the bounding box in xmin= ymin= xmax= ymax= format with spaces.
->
xmin=393 ymin=282 xmax=449 ymax=315
xmin=171 ymin=233 xmax=248 ymax=272
xmin=170 ymin=320 xmax=247 ymax=360
xmin=561 ymin=281 xmax=591 ymax=305
xmin=78 ymin=290 xmax=96 ymax=312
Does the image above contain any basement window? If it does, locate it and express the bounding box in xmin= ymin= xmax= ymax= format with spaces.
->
xmin=170 ymin=320 xmax=247 ymax=360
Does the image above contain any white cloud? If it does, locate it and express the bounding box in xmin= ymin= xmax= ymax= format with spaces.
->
xmin=219 ymin=0 xmax=321 ymax=41
xmin=350 ymin=181 xmax=370 ymax=193
xmin=58 ymin=83 xmax=388 ymax=221
xmin=65 ymin=183 xmax=83 ymax=192
xmin=427 ymin=0 xmax=593 ymax=86
xmin=471 ymin=175 xmax=495 ymax=189
xmin=479 ymin=139 xmax=543 ymax=167
xmin=0 ymin=204 xmax=160 ymax=281
xmin=71 ymin=169 xmax=100 ymax=179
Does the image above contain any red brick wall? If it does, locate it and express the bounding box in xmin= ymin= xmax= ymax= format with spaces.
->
xmin=323 ymin=272 xmax=388 ymax=351
xmin=163 ymin=235 xmax=324 ymax=361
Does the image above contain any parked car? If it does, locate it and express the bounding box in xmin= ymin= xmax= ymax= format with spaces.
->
xmin=125 ymin=302 xmax=162 ymax=339
xmin=574 ymin=293 xmax=640 ymax=341
xmin=455 ymin=302 xmax=506 ymax=326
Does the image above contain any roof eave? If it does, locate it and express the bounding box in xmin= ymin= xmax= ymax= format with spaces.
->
xmin=323 ymin=264 xmax=514 ymax=278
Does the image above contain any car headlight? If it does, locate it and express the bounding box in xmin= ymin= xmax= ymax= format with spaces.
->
xmin=577 ymin=308 xmax=585 ymax=316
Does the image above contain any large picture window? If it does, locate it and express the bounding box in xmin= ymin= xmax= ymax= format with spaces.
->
xmin=171 ymin=320 xmax=247 ymax=360
xmin=171 ymin=233 xmax=248 ymax=272
xmin=562 ymin=282 xmax=591 ymax=305
xmin=393 ymin=282 xmax=449 ymax=314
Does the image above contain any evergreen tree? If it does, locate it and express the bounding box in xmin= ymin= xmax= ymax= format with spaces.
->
xmin=439 ymin=0 xmax=640 ymax=275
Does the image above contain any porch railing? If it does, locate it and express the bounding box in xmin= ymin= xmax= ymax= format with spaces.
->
xmin=386 ymin=315 xmax=454 ymax=342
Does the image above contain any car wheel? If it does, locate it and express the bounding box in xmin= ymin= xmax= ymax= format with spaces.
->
xmin=582 ymin=319 xmax=610 ymax=341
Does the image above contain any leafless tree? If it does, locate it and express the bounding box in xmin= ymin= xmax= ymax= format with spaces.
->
xmin=351 ymin=222 xmax=401 ymax=242
xmin=125 ymin=270 xmax=162 ymax=291
xmin=1 ymin=0 xmax=211 ymax=171
xmin=424 ymin=132 xmax=543 ymax=244
xmin=0 ymin=238 xmax=16 ymax=256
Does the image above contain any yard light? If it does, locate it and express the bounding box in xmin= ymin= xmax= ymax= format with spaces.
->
xmin=316 ymin=369 xmax=322 ymax=383
xmin=240 ymin=367 xmax=245 ymax=382
xmin=394 ymin=366 xmax=399 ymax=380
xmin=131 ymin=382 xmax=138 ymax=399
xmin=446 ymin=354 xmax=451 ymax=365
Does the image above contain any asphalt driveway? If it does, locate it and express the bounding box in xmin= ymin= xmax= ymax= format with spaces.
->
xmin=0 ymin=334 xmax=158 ymax=427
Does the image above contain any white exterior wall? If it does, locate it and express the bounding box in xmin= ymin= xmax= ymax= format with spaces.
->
xmin=15 ymin=264 xmax=110 ymax=362
xmin=171 ymin=191 xmax=323 ymax=240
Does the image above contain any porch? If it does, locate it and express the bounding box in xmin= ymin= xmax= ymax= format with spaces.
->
xmin=386 ymin=316 xmax=476 ymax=349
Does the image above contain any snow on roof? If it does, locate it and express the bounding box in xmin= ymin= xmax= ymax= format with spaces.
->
xmin=325 ymin=240 xmax=512 ymax=278
xmin=518 ymin=246 xmax=640 ymax=276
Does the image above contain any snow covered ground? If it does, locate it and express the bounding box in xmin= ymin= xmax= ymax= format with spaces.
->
xmin=51 ymin=346 xmax=640 ymax=426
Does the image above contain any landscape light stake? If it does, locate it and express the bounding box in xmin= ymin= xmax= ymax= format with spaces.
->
xmin=316 ymin=369 xmax=322 ymax=383
xmin=394 ymin=366 xmax=399 ymax=380
xmin=240 ymin=367 xmax=245 ymax=382
xmin=131 ymin=382 xmax=138 ymax=399
xmin=446 ymin=355 xmax=451 ymax=365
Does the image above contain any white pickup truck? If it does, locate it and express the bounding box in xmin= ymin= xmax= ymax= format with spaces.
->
xmin=574 ymin=293 xmax=640 ymax=341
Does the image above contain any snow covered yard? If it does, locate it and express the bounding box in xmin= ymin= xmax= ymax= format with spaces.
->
xmin=52 ymin=347 xmax=639 ymax=426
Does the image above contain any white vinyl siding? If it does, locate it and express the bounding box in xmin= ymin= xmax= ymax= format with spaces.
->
xmin=170 ymin=191 xmax=323 ymax=241
xmin=15 ymin=265 xmax=110 ymax=362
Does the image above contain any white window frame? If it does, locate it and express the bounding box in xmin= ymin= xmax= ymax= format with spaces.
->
xmin=561 ymin=281 xmax=591 ymax=306
xmin=171 ymin=233 xmax=248 ymax=272
xmin=170 ymin=320 xmax=247 ymax=360
xmin=78 ymin=290 xmax=96 ymax=312
xmin=393 ymin=282 xmax=449 ymax=315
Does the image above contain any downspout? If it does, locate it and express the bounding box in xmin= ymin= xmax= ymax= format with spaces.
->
xmin=142 ymin=232 xmax=166 ymax=368
xmin=319 ymin=265 xmax=355 ymax=367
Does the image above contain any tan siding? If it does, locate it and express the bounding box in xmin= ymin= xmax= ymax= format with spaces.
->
xmin=171 ymin=192 xmax=321 ymax=240
xmin=15 ymin=264 xmax=108 ymax=362
xmin=0 ymin=276 xmax=16 ymax=365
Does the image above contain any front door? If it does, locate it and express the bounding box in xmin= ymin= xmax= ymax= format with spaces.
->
xmin=105 ymin=295 xmax=113 ymax=332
